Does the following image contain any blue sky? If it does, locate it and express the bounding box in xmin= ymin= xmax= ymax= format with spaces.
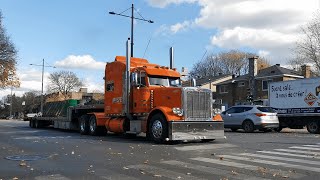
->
xmin=0 ymin=0 xmax=319 ymax=98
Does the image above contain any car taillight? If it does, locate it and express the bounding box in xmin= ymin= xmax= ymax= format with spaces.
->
xmin=255 ymin=113 xmax=267 ymax=117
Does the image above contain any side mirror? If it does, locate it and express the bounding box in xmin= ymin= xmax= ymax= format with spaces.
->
xmin=191 ymin=78 xmax=196 ymax=87
xmin=131 ymin=72 xmax=138 ymax=86
xmin=221 ymin=111 xmax=226 ymax=115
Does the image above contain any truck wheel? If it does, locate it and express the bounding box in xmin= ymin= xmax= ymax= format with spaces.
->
xmin=79 ymin=115 xmax=89 ymax=135
xmin=89 ymin=115 xmax=106 ymax=136
xmin=149 ymin=113 xmax=168 ymax=143
xmin=242 ymin=120 xmax=254 ymax=133
xmin=307 ymin=121 xmax=320 ymax=134
xmin=34 ymin=120 xmax=42 ymax=128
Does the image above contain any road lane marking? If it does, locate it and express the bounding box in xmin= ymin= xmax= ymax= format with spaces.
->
xmin=220 ymin=154 xmax=320 ymax=173
xmin=302 ymin=145 xmax=320 ymax=147
xmin=241 ymin=153 xmax=320 ymax=166
xmin=191 ymin=157 xmax=304 ymax=179
xmin=174 ymin=143 xmax=237 ymax=151
xmin=258 ymin=151 xmax=320 ymax=159
xmin=162 ymin=160 xmax=271 ymax=180
xmin=289 ymin=146 xmax=320 ymax=151
xmin=274 ymin=149 xmax=320 ymax=155
xmin=127 ymin=164 xmax=205 ymax=180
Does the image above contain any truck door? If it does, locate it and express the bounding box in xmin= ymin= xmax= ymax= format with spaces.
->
xmin=132 ymin=71 xmax=151 ymax=114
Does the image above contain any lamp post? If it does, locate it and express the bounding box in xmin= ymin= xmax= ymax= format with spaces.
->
xmin=30 ymin=59 xmax=56 ymax=115
xmin=109 ymin=3 xmax=154 ymax=57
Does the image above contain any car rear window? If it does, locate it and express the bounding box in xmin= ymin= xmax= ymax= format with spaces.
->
xmin=257 ymin=107 xmax=275 ymax=112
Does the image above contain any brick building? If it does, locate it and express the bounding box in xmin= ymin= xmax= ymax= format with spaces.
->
xmin=216 ymin=57 xmax=312 ymax=108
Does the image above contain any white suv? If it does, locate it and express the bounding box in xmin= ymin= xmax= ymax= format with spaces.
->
xmin=221 ymin=105 xmax=279 ymax=132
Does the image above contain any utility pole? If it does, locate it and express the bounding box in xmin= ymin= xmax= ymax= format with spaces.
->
xmin=109 ymin=3 xmax=154 ymax=57
xmin=30 ymin=59 xmax=56 ymax=115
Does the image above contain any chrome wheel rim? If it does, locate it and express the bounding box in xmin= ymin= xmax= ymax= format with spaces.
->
xmin=152 ymin=120 xmax=163 ymax=139
xmin=80 ymin=120 xmax=85 ymax=131
xmin=90 ymin=118 xmax=96 ymax=132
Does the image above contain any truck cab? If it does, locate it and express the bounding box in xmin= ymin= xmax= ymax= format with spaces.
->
xmin=103 ymin=56 xmax=224 ymax=142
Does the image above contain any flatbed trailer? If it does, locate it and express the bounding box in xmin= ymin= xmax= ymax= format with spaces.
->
xmin=28 ymin=103 xmax=104 ymax=130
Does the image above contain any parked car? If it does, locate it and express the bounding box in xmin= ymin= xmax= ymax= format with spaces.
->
xmin=221 ymin=105 xmax=279 ymax=132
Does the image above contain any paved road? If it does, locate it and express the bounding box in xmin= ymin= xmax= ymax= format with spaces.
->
xmin=0 ymin=120 xmax=320 ymax=180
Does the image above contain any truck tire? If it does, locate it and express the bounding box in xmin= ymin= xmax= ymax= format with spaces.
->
xmin=307 ymin=121 xmax=320 ymax=134
xmin=79 ymin=115 xmax=89 ymax=135
xmin=34 ymin=120 xmax=42 ymax=128
xmin=149 ymin=113 xmax=168 ymax=143
xmin=89 ymin=115 xmax=106 ymax=136
xmin=242 ymin=120 xmax=254 ymax=133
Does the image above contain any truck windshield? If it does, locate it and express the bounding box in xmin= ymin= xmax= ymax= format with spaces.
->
xmin=149 ymin=76 xmax=181 ymax=87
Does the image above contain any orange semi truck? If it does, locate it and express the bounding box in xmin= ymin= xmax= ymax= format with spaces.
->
xmin=29 ymin=41 xmax=224 ymax=143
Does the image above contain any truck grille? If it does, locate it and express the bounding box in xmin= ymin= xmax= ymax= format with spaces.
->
xmin=183 ymin=88 xmax=212 ymax=121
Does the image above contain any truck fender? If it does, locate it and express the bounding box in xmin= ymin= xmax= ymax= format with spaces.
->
xmin=147 ymin=106 xmax=177 ymax=123
xmin=87 ymin=112 xmax=107 ymax=126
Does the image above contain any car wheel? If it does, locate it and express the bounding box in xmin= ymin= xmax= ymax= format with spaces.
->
xmin=242 ymin=120 xmax=254 ymax=133
xmin=307 ymin=121 xmax=320 ymax=134
xmin=149 ymin=113 xmax=168 ymax=143
xmin=231 ymin=128 xmax=238 ymax=132
xmin=79 ymin=115 xmax=89 ymax=135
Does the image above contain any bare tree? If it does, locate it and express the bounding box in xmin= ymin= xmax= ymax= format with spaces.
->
xmin=290 ymin=12 xmax=320 ymax=76
xmin=47 ymin=71 xmax=84 ymax=99
xmin=0 ymin=11 xmax=19 ymax=88
xmin=190 ymin=50 xmax=270 ymax=78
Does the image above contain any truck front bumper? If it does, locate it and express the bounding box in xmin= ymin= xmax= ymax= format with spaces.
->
xmin=168 ymin=121 xmax=224 ymax=141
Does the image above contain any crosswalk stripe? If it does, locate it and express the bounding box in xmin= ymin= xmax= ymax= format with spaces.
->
xmin=303 ymin=145 xmax=320 ymax=148
xmin=174 ymin=143 xmax=237 ymax=151
xmin=241 ymin=153 xmax=320 ymax=166
xmin=258 ymin=151 xmax=320 ymax=159
xmin=35 ymin=174 xmax=71 ymax=180
xmin=191 ymin=157 xmax=305 ymax=179
xmin=289 ymin=146 xmax=320 ymax=151
xmin=162 ymin=160 xmax=271 ymax=180
xmin=127 ymin=164 xmax=206 ymax=180
xmin=274 ymin=149 xmax=320 ymax=155
xmin=220 ymin=155 xmax=320 ymax=173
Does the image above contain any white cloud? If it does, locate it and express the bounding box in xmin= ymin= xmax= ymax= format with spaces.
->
xmin=170 ymin=20 xmax=192 ymax=34
xmin=150 ymin=0 xmax=319 ymax=64
xmin=146 ymin=0 xmax=197 ymax=8
xmin=54 ymin=55 xmax=106 ymax=70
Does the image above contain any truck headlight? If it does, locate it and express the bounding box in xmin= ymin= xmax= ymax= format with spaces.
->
xmin=172 ymin=107 xmax=183 ymax=116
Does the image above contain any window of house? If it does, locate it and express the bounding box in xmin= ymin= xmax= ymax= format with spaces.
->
xmin=262 ymin=79 xmax=272 ymax=91
xmin=238 ymin=81 xmax=245 ymax=87
xmin=220 ymin=85 xmax=228 ymax=93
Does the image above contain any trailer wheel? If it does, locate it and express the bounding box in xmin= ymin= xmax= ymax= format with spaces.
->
xmin=79 ymin=115 xmax=89 ymax=135
xmin=242 ymin=120 xmax=254 ymax=133
xmin=307 ymin=121 xmax=320 ymax=134
xmin=149 ymin=113 xmax=168 ymax=143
